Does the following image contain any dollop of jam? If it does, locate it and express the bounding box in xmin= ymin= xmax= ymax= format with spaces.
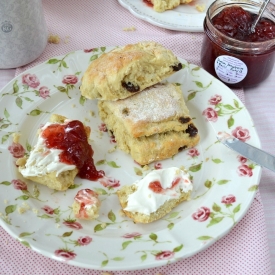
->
xmin=212 ymin=6 xmax=275 ymax=42
xmin=41 ymin=120 xmax=104 ymax=181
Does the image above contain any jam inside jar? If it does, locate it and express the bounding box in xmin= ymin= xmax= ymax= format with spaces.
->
xmin=201 ymin=0 xmax=275 ymax=88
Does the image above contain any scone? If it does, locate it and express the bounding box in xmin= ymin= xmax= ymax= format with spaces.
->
xmin=117 ymin=167 xmax=192 ymax=223
xmin=151 ymin=0 xmax=193 ymax=12
xmin=80 ymin=41 xmax=183 ymax=101
xmin=16 ymin=114 xmax=98 ymax=191
xmin=99 ymin=83 xmax=193 ymax=138
xmin=98 ymin=83 xmax=200 ymax=165
xmin=104 ymin=128 xmax=199 ymax=165
xmin=72 ymin=189 xmax=101 ymax=220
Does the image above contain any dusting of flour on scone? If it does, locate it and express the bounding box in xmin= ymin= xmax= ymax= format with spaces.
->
xmin=117 ymin=167 xmax=192 ymax=223
xmin=72 ymin=189 xmax=101 ymax=220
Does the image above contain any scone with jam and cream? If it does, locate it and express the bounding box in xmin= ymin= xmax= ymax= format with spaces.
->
xmin=117 ymin=167 xmax=192 ymax=223
xmin=72 ymin=189 xmax=101 ymax=220
xmin=16 ymin=114 xmax=104 ymax=191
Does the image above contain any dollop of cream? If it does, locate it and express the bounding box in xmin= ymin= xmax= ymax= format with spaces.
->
xmin=20 ymin=122 xmax=76 ymax=177
xmin=124 ymin=167 xmax=192 ymax=215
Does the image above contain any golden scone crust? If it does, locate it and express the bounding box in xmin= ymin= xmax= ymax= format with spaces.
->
xmin=16 ymin=114 xmax=91 ymax=191
xmin=98 ymin=83 xmax=191 ymax=138
xmin=117 ymin=184 xmax=191 ymax=223
xmin=80 ymin=41 xmax=182 ymax=101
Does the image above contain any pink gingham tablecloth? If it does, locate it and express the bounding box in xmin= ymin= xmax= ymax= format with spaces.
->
xmin=0 ymin=0 xmax=273 ymax=274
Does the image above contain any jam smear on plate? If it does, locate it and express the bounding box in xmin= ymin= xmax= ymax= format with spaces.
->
xmin=42 ymin=120 xmax=104 ymax=181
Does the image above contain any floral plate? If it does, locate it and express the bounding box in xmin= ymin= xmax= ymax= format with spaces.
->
xmin=118 ymin=0 xmax=214 ymax=32
xmin=0 ymin=47 xmax=261 ymax=271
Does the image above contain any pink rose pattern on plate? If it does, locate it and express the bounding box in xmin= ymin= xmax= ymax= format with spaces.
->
xmin=8 ymin=142 xmax=25 ymax=158
xmin=0 ymin=49 xmax=260 ymax=268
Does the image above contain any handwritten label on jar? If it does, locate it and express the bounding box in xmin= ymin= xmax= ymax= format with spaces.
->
xmin=214 ymin=55 xmax=248 ymax=84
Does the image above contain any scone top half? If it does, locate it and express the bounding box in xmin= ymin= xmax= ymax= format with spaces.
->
xmin=98 ymin=83 xmax=192 ymax=138
xmin=80 ymin=41 xmax=183 ymax=101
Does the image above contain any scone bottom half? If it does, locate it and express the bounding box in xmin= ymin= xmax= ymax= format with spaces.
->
xmin=108 ymin=124 xmax=200 ymax=166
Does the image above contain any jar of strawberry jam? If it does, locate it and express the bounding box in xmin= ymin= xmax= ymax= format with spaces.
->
xmin=201 ymin=0 xmax=275 ymax=88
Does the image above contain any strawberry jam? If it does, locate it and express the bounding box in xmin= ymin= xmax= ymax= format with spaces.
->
xmin=201 ymin=1 xmax=275 ymax=88
xmin=212 ymin=6 xmax=275 ymax=42
xmin=143 ymin=0 xmax=153 ymax=8
xmin=42 ymin=120 xmax=104 ymax=181
xmin=149 ymin=177 xmax=181 ymax=194
xmin=74 ymin=189 xmax=100 ymax=219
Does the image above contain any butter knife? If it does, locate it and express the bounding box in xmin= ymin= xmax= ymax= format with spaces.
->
xmin=218 ymin=135 xmax=275 ymax=172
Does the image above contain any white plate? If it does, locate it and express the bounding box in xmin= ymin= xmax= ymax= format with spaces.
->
xmin=118 ymin=0 xmax=213 ymax=32
xmin=0 ymin=47 xmax=261 ymax=271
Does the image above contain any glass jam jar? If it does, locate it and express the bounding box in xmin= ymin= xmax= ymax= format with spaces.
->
xmin=201 ymin=0 xmax=275 ymax=88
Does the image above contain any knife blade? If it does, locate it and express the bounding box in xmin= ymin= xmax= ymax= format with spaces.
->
xmin=218 ymin=136 xmax=275 ymax=172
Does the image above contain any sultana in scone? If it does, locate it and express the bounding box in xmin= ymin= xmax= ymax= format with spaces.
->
xmin=80 ymin=41 xmax=183 ymax=101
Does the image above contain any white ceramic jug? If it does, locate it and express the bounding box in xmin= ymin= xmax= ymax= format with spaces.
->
xmin=0 ymin=0 xmax=48 ymax=68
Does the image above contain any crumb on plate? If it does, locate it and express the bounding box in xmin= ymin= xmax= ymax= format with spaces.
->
xmin=123 ymin=26 xmax=136 ymax=31
xmin=195 ymin=4 xmax=206 ymax=12
xmin=48 ymin=34 xmax=61 ymax=44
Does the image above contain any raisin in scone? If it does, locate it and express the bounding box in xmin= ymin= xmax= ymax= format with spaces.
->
xmin=117 ymin=167 xmax=192 ymax=223
xmin=98 ymin=83 xmax=200 ymax=165
xmin=151 ymin=0 xmax=193 ymax=12
xmin=80 ymin=41 xmax=182 ymax=101
xmin=16 ymin=114 xmax=100 ymax=191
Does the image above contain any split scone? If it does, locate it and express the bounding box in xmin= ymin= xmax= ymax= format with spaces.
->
xmin=150 ymin=0 xmax=193 ymax=12
xmin=117 ymin=167 xmax=192 ymax=223
xmin=72 ymin=189 xmax=101 ymax=220
xmin=98 ymin=83 xmax=200 ymax=165
xmin=16 ymin=114 xmax=97 ymax=191
xmin=80 ymin=41 xmax=183 ymax=101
